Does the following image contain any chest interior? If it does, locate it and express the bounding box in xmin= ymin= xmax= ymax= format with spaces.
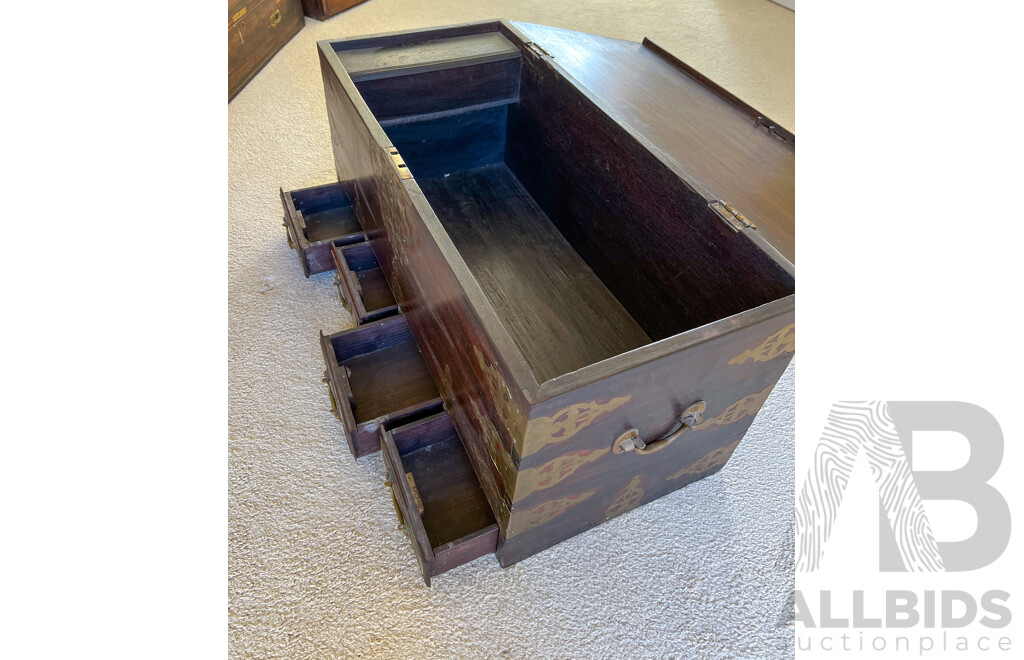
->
xmin=339 ymin=31 xmax=795 ymax=383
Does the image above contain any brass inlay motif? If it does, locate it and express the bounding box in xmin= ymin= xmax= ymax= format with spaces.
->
xmin=692 ymin=385 xmax=774 ymax=432
xmin=666 ymin=440 xmax=741 ymax=481
xmin=469 ymin=398 xmax=518 ymax=492
xmin=515 ymin=448 xmax=610 ymax=500
xmin=474 ymin=347 xmax=526 ymax=442
xmin=604 ymin=475 xmax=645 ymax=520
xmin=507 ymin=489 xmax=598 ymax=537
xmin=728 ymin=323 xmax=795 ymax=365
xmin=525 ymin=396 xmax=631 ymax=455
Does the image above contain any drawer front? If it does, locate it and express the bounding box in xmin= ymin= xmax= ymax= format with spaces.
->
xmin=320 ymin=317 xmax=443 ymax=457
xmin=228 ymin=0 xmax=304 ymax=100
xmin=380 ymin=413 xmax=499 ymax=586
xmin=496 ymin=308 xmax=794 ymax=565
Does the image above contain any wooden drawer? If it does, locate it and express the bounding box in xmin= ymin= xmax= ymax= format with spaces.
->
xmin=228 ymin=0 xmax=304 ymax=101
xmin=281 ymin=183 xmax=365 ymax=277
xmin=381 ymin=412 xmax=499 ymax=586
xmin=319 ymin=21 xmax=795 ymax=566
xmin=320 ymin=316 xmax=443 ymax=458
xmin=301 ymin=0 xmax=369 ymax=21
xmin=331 ymin=242 xmax=399 ymax=325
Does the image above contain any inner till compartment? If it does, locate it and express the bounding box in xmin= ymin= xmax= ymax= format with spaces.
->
xmin=345 ymin=33 xmax=794 ymax=383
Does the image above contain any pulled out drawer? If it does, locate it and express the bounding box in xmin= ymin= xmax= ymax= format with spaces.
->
xmin=320 ymin=316 xmax=443 ymax=457
xmin=282 ymin=183 xmax=365 ymax=276
xmin=331 ymin=242 xmax=399 ymax=325
xmin=381 ymin=412 xmax=498 ymax=586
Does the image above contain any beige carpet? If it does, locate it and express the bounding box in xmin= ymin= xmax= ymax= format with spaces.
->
xmin=228 ymin=1 xmax=795 ymax=657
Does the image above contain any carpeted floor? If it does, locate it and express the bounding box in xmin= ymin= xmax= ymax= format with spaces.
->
xmin=228 ymin=1 xmax=795 ymax=657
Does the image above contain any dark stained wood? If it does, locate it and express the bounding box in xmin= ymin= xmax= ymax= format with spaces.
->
xmin=498 ymin=304 xmax=794 ymax=565
xmin=228 ymin=0 xmax=304 ymax=101
xmin=320 ymin=317 xmax=443 ymax=458
xmin=331 ymin=242 xmax=399 ymax=325
xmin=317 ymin=20 xmax=796 ymax=571
xmin=304 ymin=207 xmax=361 ymax=243
xmin=385 ymin=106 xmax=508 ymax=180
xmin=353 ymin=58 xmax=521 ymax=124
xmin=344 ymin=342 xmax=435 ymax=422
xmin=337 ymin=32 xmax=520 ymax=81
xmin=511 ymin=21 xmax=795 ymax=263
xmin=419 ymin=164 xmax=651 ymax=383
xmin=319 ymin=33 xmax=537 ymax=529
xmin=641 ymin=38 xmax=794 ymax=146
xmin=282 ymin=183 xmax=365 ymax=277
xmin=326 ymin=20 xmax=505 ymax=53
xmin=381 ymin=413 xmax=499 ymax=586
xmin=505 ymin=49 xmax=792 ymax=342
xmin=300 ymin=0 xmax=367 ymax=21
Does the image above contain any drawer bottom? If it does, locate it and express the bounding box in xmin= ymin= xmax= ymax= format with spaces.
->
xmin=321 ymin=316 xmax=443 ymax=457
xmin=381 ymin=412 xmax=498 ymax=585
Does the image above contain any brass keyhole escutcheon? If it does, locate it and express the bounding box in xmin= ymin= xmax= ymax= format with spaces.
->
xmin=269 ymin=9 xmax=282 ymax=27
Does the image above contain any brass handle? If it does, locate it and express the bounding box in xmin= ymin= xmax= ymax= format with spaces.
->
xmin=384 ymin=475 xmax=409 ymax=536
xmin=613 ymin=401 xmax=706 ymax=455
xmin=324 ymin=371 xmax=341 ymax=421
xmin=334 ymin=274 xmax=350 ymax=310
xmin=283 ymin=221 xmax=295 ymax=249
xmin=269 ymin=9 xmax=282 ymax=27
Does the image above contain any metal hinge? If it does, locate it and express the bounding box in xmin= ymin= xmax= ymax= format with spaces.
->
xmin=387 ymin=147 xmax=412 ymax=179
xmin=710 ymin=201 xmax=757 ymax=232
xmin=525 ymin=42 xmax=553 ymax=59
xmin=754 ymin=116 xmax=791 ymax=144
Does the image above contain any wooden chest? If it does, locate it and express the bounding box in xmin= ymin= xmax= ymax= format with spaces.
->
xmin=228 ymin=0 xmax=304 ymax=101
xmin=317 ymin=20 xmax=795 ymax=572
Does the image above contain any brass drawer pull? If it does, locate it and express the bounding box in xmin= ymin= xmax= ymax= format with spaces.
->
xmin=324 ymin=370 xmax=341 ymax=421
xmin=384 ymin=474 xmax=409 ymax=536
xmin=334 ymin=274 xmax=350 ymax=309
xmin=283 ymin=221 xmax=295 ymax=249
xmin=613 ymin=401 xmax=706 ymax=455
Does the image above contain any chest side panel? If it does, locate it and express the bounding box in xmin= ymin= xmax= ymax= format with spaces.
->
xmin=320 ymin=48 xmax=531 ymax=525
xmin=498 ymin=308 xmax=794 ymax=565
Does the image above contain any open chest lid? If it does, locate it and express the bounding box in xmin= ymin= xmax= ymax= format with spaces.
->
xmin=510 ymin=21 xmax=795 ymax=265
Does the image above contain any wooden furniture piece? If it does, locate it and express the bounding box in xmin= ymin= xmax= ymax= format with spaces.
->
xmin=301 ymin=0 xmax=369 ymax=22
xmin=282 ymin=183 xmax=365 ymax=277
xmin=317 ymin=20 xmax=795 ymax=574
xmin=228 ymin=0 xmax=304 ymax=101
